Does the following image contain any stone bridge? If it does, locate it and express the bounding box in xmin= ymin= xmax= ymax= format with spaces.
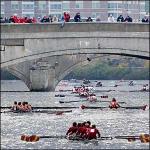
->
xmin=1 ymin=22 xmax=149 ymax=91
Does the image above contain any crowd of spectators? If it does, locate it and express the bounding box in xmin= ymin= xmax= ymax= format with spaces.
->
xmin=0 ymin=12 xmax=149 ymax=24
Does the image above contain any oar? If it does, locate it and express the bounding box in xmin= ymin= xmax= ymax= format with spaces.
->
xmin=20 ymin=135 xmax=112 ymax=142
xmin=59 ymin=100 xmax=126 ymax=104
xmin=120 ymin=105 xmax=147 ymax=110
xmin=21 ymin=134 xmax=150 ymax=143
xmin=0 ymin=106 xmax=79 ymax=109
xmin=1 ymin=110 xmax=13 ymax=113
xmin=59 ymin=100 xmax=87 ymax=103
xmin=21 ymin=135 xmax=66 ymax=142
xmin=98 ymin=101 xmax=126 ymax=104
xmin=114 ymin=134 xmax=150 ymax=143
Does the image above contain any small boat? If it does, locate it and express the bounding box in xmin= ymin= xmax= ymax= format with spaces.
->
xmin=83 ymin=80 xmax=90 ymax=84
xmin=55 ymin=94 xmax=65 ymax=97
xmin=96 ymin=82 xmax=102 ymax=87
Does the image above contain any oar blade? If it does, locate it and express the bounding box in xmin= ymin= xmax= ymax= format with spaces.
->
xmin=21 ymin=135 xmax=40 ymax=142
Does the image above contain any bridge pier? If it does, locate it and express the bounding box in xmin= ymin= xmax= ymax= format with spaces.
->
xmin=29 ymin=66 xmax=56 ymax=92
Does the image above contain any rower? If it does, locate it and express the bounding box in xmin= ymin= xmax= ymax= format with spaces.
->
xmin=21 ymin=102 xmax=28 ymax=112
xmin=142 ymin=84 xmax=149 ymax=91
xmin=66 ymin=122 xmax=78 ymax=138
xmin=25 ymin=102 xmax=32 ymax=111
xmin=76 ymin=122 xmax=87 ymax=139
xmin=96 ymin=82 xmax=102 ymax=87
xmin=79 ymin=91 xmax=89 ymax=97
xmin=86 ymin=125 xmax=101 ymax=140
xmin=129 ymin=81 xmax=134 ymax=86
xmin=17 ymin=102 xmax=22 ymax=111
xmin=109 ymin=98 xmax=120 ymax=109
xmin=11 ymin=101 xmax=18 ymax=111
xmin=87 ymin=94 xmax=97 ymax=102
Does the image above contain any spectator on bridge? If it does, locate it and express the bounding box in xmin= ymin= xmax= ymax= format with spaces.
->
xmin=117 ymin=15 xmax=124 ymax=22
xmin=96 ymin=16 xmax=101 ymax=22
xmin=108 ymin=14 xmax=115 ymax=22
xmin=64 ymin=12 xmax=70 ymax=22
xmin=0 ymin=17 xmax=5 ymax=23
xmin=37 ymin=17 xmax=41 ymax=23
xmin=142 ymin=15 xmax=149 ymax=23
xmin=86 ymin=17 xmax=93 ymax=22
xmin=124 ymin=15 xmax=132 ymax=22
xmin=52 ymin=16 xmax=59 ymax=23
xmin=41 ymin=16 xmax=50 ymax=23
xmin=60 ymin=16 xmax=65 ymax=28
xmin=49 ymin=15 xmax=53 ymax=23
xmin=74 ymin=12 xmax=81 ymax=22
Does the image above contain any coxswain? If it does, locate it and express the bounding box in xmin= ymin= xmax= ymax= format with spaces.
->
xmin=86 ymin=125 xmax=101 ymax=140
xmin=66 ymin=122 xmax=78 ymax=138
xmin=11 ymin=101 xmax=18 ymax=111
xmin=25 ymin=102 xmax=32 ymax=111
xmin=109 ymin=98 xmax=120 ymax=109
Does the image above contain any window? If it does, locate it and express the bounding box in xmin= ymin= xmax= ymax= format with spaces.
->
xmin=75 ymin=1 xmax=83 ymax=9
xmin=22 ymin=14 xmax=34 ymax=17
xmin=63 ymin=2 xmax=69 ymax=10
xmin=140 ymin=4 xmax=146 ymax=12
xmin=92 ymin=13 xmax=101 ymax=18
xmin=127 ymin=1 xmax=132 ymax=4
xmin=1 ymin=2 xmax=4 ymax=11
xmin=118 ymin=3 xmax=122 ymax=9
xmin=50 ymin=4 xmax=62 ymax=10
xmin=108 ymin=13 xmax=118 ymax=18
xmin=124 ymin=3 xmax=127 ymax=9
xmin=92 ymin=1 xmax=100 ymax=9
xmin=51 ymin=13 xmax=62 ymax=19
xmin=108 ymin=3 xmax=117 ymax=9
xmin=11 ymin=1 xmax=19 ymax=10
xmin=128 ymin=4 xmax=133 ymax=10
xmin=38 ymin=1 xmax=46 ymax=10
xmin=22 ymin=4 xmax=34 ymax=10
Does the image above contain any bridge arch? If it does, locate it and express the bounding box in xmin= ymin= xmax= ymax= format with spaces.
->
xmin=1 ymin=23 xmax=149 ymax=91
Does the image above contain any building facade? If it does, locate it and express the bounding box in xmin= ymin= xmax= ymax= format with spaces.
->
xmin=1 ymin=0 xmax=148 ymax=21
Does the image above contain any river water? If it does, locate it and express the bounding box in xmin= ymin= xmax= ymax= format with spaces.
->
xmin=1 ymin=80 xmax=149 ymax=149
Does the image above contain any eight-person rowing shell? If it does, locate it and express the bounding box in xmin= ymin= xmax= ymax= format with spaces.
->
xmin=66 ymin=121 xmax=100 ymax=140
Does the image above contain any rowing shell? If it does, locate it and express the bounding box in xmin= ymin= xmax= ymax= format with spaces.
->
xmin=1 ymin=110 xmax=72 ymax=114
